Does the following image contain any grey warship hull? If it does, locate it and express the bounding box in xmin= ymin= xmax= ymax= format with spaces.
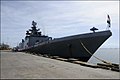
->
xmin=19 ymin=30 xmax=112 ymax=62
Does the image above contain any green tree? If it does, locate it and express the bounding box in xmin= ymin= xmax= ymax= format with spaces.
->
xmin=0 ymin=43 xmax=10 ymax=50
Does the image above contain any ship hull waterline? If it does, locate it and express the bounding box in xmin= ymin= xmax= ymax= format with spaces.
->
xmin=19 ymin=30 xmax=112 ymax=62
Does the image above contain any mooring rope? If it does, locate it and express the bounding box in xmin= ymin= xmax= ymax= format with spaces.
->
xmin=80 ymin=40 xmax=112 ymax=65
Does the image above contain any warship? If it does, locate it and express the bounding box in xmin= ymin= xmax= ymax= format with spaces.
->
xmin=14 ymin=20 xmax=112 ymax=62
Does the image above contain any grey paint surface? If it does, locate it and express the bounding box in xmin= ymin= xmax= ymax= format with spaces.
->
xmin=21 ymin=30 xmax=112 ymax=62
xmin=1 ymin=51 xmax=119 ymax=79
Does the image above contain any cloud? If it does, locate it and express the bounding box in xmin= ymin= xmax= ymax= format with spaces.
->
xmin=1 ymin=1 xmax=119 ymax=48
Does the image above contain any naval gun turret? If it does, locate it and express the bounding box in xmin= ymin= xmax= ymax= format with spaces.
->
xmin=90 ymin=27 xmax=98 ymax=33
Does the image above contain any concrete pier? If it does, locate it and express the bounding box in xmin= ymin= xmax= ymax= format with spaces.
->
xmin=1 ymin=51 xmax=119 ymax=79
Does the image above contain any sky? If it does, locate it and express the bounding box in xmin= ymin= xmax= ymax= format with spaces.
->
xmin=1 ymin=1 xmax=119 ymax=48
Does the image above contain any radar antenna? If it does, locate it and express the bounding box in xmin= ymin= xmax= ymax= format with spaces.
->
xmin=32 ymin=21 xmax=37 ymax=27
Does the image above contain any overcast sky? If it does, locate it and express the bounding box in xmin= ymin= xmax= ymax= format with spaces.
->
xmin=1 ymin=1 xmax=119 ymax=48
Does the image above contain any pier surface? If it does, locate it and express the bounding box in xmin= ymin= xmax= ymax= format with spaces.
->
xmin=1 ymin=51 xmax=119 ymax=79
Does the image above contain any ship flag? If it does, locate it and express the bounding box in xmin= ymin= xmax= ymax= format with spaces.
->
xmin=107 ymin=14 xmax=111 ymax=28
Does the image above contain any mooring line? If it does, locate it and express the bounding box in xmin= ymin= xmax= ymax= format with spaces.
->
xmin=80 ymin=40 xmax=112 ymax=65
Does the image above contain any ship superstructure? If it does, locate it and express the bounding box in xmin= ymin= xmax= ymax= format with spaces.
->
xmin=18 ymin=21 xmax=52 ymax=51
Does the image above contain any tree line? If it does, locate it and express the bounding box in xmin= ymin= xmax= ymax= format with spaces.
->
xmin=0 ymin=43 xmax=11 ymax=50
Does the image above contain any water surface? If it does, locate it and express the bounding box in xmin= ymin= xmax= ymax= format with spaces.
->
xmin=88 ymin=48 xmax=119 ymax=64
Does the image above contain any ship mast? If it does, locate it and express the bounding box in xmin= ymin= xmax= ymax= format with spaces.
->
xmin=26 ymin=21 xmax=42 ymax=37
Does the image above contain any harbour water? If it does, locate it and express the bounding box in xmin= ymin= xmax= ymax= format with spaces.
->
xmin=88 ymin=48 xmax=119 ymax=64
